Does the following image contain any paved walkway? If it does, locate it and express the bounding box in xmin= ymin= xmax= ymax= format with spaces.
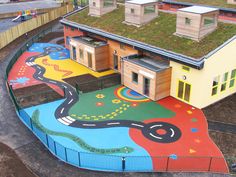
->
xmin=0 ymin=22 xmax=234 ymax=177
xmin=0 ymin=0 xmax=60 ymax=14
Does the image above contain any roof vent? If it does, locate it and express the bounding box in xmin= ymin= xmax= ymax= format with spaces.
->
xmin=89 ymin=0 xmax=117 ymax=17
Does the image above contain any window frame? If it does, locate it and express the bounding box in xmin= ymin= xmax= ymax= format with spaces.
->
xmin=103 ymin=0 xmax=113 ymax=7
xmin=144 ymin=5 xmax=156 ymax=14
xmin=182 ymin=65 xmax=190 ymax=72
xmin=229 ymin=69 xmax=236 ymax=88
xmin=220 ymin=72 xmax=228 ymax=92
xmin=131 ymin=8 xmax=135 ymax=14
xmin=132 ymin=72 xmax=138 ymax=84
xmin=185 ymin=17 xmax=191 ymax=25
xmin=211 ymin=75 xmax=220 ymax=96
xmin=79 ymin=48 xmax=84 ymax=60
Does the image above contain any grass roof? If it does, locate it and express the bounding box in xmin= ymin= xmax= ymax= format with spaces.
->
xmin=67 ymin=5 xmax=236 ymax=58
xmin=172 ymin=0 xmax=236 ymax=9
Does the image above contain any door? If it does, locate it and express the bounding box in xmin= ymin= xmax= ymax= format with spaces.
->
xmin=72 ymin=46 xmax=76 ymax=61
xmin=177 ymin=80 xmax=191 ymax=102
xmin=113 ymin=54 xmax=118 ymax=70
xmin=87 ymin=52 xmax=92 ymax=68
xmin=143 ymin=77 xmax=150 ymax=96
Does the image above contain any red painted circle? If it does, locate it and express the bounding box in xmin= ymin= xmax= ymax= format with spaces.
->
xmin=156 ymin=129 xmax=167 ymax=135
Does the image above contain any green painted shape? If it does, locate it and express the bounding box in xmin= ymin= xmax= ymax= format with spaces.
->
xmin=191 ymin=118 xmax=198 ymax=122
xmin=31 ymin=109 xmax=133 ymax=154
xmin=69 ymin=85 xmax=175 ymax=122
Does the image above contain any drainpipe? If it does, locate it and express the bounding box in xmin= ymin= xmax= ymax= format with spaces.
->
xmin=120 ymin=57 xmax=124 ymax=85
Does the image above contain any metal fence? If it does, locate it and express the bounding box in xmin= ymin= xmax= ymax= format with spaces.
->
xmin=75 ymin=74 xmax=121 ymax=93
xmin=3 ymin=23 xmax=232 ymax=173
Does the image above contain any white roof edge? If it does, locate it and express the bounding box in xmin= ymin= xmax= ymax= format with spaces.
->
xmin=178 ymin=5 xmax=219 ymax=14
xmin=126 ymin=0 xmax=158 ymax=5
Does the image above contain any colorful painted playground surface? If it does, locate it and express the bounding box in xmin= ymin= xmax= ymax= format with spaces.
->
xmin=8 ymin=43 xmax=229 ymax=173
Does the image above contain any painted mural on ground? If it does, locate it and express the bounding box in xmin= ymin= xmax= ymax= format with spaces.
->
xmin=8 ymin=43 xmax=228 ymax=172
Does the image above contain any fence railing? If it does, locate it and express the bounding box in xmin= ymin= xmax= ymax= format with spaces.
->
xmin=0 ymin=4 xmax=73 ymax=50
xmin=3 ymin=19 xmax=231 ymax=173
xmin=75 ymin=74 xmax=121 ymax=93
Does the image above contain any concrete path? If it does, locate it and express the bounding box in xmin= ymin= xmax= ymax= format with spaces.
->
xmin=0 ymin=18 xmax=21 ymax=33
xmin=0 ymin=23 xmax=234 ymax=177
xmin=0 ymin=0 xmax=60 ymax=14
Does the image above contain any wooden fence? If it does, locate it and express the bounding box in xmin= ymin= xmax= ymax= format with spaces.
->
xmin=0 ymin=5 xmax=73 ymax=49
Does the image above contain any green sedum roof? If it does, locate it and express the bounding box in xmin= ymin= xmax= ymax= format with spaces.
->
xmin=67 ymin=5 xmax=236 ymax=58
xmin=172 ymin=0 xmax=236 ymax=9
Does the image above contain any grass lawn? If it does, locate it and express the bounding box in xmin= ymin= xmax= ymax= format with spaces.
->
xmin=67 ymin=5 xmax=236 ymax=58
xmin=173 ymin=0 xmax=236 ymax=9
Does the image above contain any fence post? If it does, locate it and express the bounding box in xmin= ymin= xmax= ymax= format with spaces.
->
xmin=78 ymin=152 xmax=81 ymax=167
xmin=208 ymin=157 xmax=213 ymax=172
xmin=166 ymin=156 xmax=169 ymax=171
xmin=30 ymin=118 xmax=33 ymax=130
xmin=46 ymin=134 xmax=49 ymax=147
xmin=65 ymin=148 xmax=68 ymax=161
xmin=122 ymin=157 xmax=125 ymax=171
xmin=54 ymin=141 xmax=57 ymax=155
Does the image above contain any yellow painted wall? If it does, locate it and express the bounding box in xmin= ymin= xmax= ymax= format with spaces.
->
xmin=170 ymin=37 xmax=236 ymax=108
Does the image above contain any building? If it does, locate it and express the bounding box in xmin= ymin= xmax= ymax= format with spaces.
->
xmin=61 ymin=4 xmax=236 ymax=109
xmin=69 ymin=36 xmax=109 ymax=71
xmin=89 ymin=0 xmax=117 ymax=16
xmin=124 ymin=0 xmax=158 ymax=26
xmin=227 ymin=0 xmax=236 ymax=5
xmin=175 ymin=6 xmax=219 ymax=41
xmin=0 ymin=0 xmax=10 ymax=3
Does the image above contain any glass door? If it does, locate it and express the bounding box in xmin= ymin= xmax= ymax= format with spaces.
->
xmin=177 ymin=80 xmax=191 ymax=102
xmin=113 ymin=54 xmax=118 ymax=70
xmin=87 ymin=52 xmax=92 ymax=68
xmin=143 ymin=77 xmax=150 ymax=96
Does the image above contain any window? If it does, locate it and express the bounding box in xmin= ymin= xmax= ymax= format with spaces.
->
xmin=144 ymin=5 xmax=155 ymax=14
xmin=229 ymin=69 xmax=236 ymax=88
xmin=120 ymin=43 xmax=125 ymax=50
xmin=131 ymin=8 xmax=135 ymax=14
xmin=211 ymin=76 xmax=220 ymax=96
xmin=71 ymin=27 xmax=75 ymax=31
xmin=182 ymin=65 xmax=190 ymax=72
xmin=204 ymin=18 xmax=215 ymax=26
xmin=221 ymin=72 xmax=228 ymax=92
xmin=79 ymin=49 xmax=84 ymax=59
xmin=66 ymin=36 xmax=70 ymax=45
xmin=185 ymin=17 xmax=191 ymax=25
xmin=93 ymin=2 xmax=96 ymax=6
xmin=132 ymin=72 xmax=138 ymax=83
xmin=103 ymin=0 xmax=113 ymax=7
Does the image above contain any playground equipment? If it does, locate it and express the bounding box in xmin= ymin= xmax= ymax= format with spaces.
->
xmin=12 ymin=9 xmax=37 ymax=22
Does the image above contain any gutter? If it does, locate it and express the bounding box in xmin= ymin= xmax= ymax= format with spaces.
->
xmin=162 ymin=0 xmax=236 ymax=13
xmin=60 ymin=18 xmax=205 ymax=69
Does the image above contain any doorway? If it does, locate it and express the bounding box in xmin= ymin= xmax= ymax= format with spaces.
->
xmin=87 ymin=52 xmax=92 ymax=68
xmin=113 ymin=54 xmax=118 ymax=70
xmin=143 ymin=77 xmax=150 ymax=96
xmin=177 ymin=80 xmax=191 ymax=102
xmin=72 ymin=46 xmax=76 ymax=61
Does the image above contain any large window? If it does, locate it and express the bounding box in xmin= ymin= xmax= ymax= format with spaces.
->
xmin=221 ymin=72 xmax=228 ymax=92
xmin=229 ymin=69 xmax=236 ymax=88
xmin=144 ymin=5 xmax=155 ymax=14
xmin=103 ymin=0 xmax=113 ymax=7
xmin=79 ymin=49 xmax=84 ymax=60
xmin=211 ymin=76 xmax=220 ymax=96
xmin=132 ymin=72 xmax=138 ymax=83
xmin=185 ymin=17 xmax=191 ymax=25
xmin=204 ymin=18 xmax=215 ymax=26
